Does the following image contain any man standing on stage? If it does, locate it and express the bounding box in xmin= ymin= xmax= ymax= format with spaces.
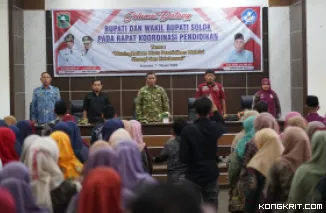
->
xmin=32 ymin=72 xmax=61 ymax=124
xmin=195 ymin=70 xmax=226 ymax=116
xmin=136 ymin=71 xmax=170 ymax=123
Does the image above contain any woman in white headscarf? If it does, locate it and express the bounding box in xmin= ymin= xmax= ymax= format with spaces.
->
xmin=25 ymin=137 xmax=79 ymax=213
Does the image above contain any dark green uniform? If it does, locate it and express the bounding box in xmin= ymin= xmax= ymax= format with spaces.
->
xmin=136 ymin=85 xmax=169 ymax=123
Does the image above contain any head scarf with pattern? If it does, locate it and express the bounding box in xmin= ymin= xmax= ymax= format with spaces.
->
xmin=247 ymin=128 xmax=284 ymax=177
xmin=50 ymin=131 xmax=83 ymax=180
xmin=236 ymin=116 xmax=257 ymax=159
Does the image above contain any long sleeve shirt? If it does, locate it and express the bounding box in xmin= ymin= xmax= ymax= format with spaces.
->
xmin=31 ymin=85 xmax=61 ymax=124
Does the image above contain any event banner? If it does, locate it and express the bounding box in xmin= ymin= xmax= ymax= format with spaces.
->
xmin=52 ymin=7 xmax=262 ymax=76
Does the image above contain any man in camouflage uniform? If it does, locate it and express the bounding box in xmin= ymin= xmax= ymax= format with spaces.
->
xmin=136 ymin=71 xmax=170 ymax=123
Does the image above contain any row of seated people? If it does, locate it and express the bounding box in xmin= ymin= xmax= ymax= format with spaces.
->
xmin=0 ymin=96 xmax=326 ymax=213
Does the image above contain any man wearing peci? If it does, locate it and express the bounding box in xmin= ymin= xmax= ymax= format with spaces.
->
xmin=81 ymin=36 xmax=97 ymax=66
xmin=136 ymin=71 xmax=170 ymax=123
xmin=31 ymin=72 xmax=61 ymax=124
xmin=226 ymin=33 xmax=254 ymax=63
xmin=57 ymin=34 xmax=81 ymax=67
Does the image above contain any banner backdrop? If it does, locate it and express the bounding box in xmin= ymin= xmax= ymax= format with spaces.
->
xmin=52 ymin=7 xmax=262 ymax=77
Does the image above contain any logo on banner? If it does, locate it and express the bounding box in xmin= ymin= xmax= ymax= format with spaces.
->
xmin=241 ymin=8 xmax=257 ymax=25
xmin=57 ymin=13 xmax=71 ymax=29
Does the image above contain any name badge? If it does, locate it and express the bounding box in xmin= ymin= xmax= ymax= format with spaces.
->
xmin=270 ymin=94 xmax=274 ymax=99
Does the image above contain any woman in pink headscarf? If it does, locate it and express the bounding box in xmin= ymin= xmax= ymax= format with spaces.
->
xmin=253 ymin=78 xmax=281 ymax=118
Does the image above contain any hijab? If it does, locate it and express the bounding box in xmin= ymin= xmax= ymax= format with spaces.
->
xmin=20 ymin=135 xmax=40 ymax=164
xmin=116 ymin=141 xmax=156 ymax=191
xmin=122 ymin=120 xmax=132 ymax=135
xmin=236 ymin=116 xmax=256 ymax=159
xmin=287 ymin=115 xmax=307 ymax=130
xmin=4 ymin=116 xmax=17 ymax=126
xmin=129 ymin=120 xmax=146 ymax=150
xmin=307 ymin=121 xmax=325 ymax=139
xmin=78 ymin=167 xmax=122 ymax=213
xmin=53 ymin=122 xmax=71 ymax=137
xmin=289 ymin=131 xmax=326 ymax=204
xmin=109 ymin=128 xmax=132 ymax=148
xmin=231 ymin=110 xmax=259 ymax=149
xmin=26 ymin=137 xmax=64 ymax=212
xmin=0 ymin=119 xmax=8 ymax=127
xmin=83 ymin=148 xmax=118 ymax=178
xmin=50 ymin=131 xmax=83 ymax=180
xmin=247 ymin=128 xmax=284 ymax=177
xmin=258 ymin=78 xmax=277 ymax=117
xmin=66 ymin=121 xmax=89 ymax=163
xmin=254 ymin=112 xmax=280 ymax=133
xmin=17 ymin=120 xmax=34 ymax=143
xmin=0 ymin=178 xmax=49 ymax=213
xmin=102 ymin=119 xmax=124 ymax=141
xmin=0 ymin=187 xmax=16 ymax=213
xmin=9 ymin=125 xmax=22 ymax=157
xmin=281 ymin=127 xmax=311 ymax=171
xmin=0 ymin=162 xmax=30 ymax=183
xmin=90 ymin=140 xmax=111 ymax=153
xmin=284 ymin=112 xmax=301 ymax=127
xmin=0 ymin=128 xmax=19 ymax=165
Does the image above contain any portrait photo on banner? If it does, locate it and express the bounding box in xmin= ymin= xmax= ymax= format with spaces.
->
xmin=51 ymin=7 xmax=262 ymax=77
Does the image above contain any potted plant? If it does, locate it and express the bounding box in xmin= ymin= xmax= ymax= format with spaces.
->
xmin=160 ymin=112 xmax=170 ymax=123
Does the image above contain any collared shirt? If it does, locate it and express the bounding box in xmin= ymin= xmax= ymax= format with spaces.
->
xmin=306 ymin=112 xmax=326 ymax=126
xmin=159 ymin=136 xmax=187 ymax=184
xmin=81 ymin=49 xmax=97 ymax=66
xmin=226 ymin=49 xmax=254 ymax=63
xmin=32 ymin=85 xmax=61 ymax=124
xmin=58 ymin=47 xmax=81 ymax=67
xmin=136 ymin=85 xmax=170 ymax=123
xmin=195 ymin=82 xmax=225 ymax=114
xmin=83 ymin=92 xmax=110 ymax=123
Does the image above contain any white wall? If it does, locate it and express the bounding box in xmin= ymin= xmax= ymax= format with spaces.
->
xmin=0 ymin=0 xmax=11 ymax=117
xmin=307 ymin=0 xmax=326 ymax=115
xmin=268 ymin=7 xmax=291 ymax=118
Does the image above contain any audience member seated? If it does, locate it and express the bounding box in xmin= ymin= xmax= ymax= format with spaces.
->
xmin=267 ymin=127 xmax=311 ymax=211
xmin=155 ymin=119 xmax=188 ymax=184
xmin=131 ymin=184 xmax=202 ymax=213
xmin=286 ymin=115 xmax=308 ymax=130
xmin=253 ymin=101 xmax=268 ymax=114
xmin=66 ymin=121 xmax=89 ymax=163
xmin=3 ymin=116 xmax=17 ymax=126
xmin=115 ymin=141 xmax=157 ymax=211
xmin=245 ymin=128 xmax=283 ymax=213
xmin=305 ymin=95 xmax=326 ymax=125
xmin=78 ymin=168 xmax=123 ymax=213
xmin=50 ymin=131 xmax=83 ymax=180
xmin=16 ymin=120 xmax=35 ymax=143
xmin=0 ymin=128 xmax=19 ymax=166
xmin=54 ymin=100 xmax=76 ymax=123
xmin=180 ymin=97 xmax=226 ymax=209
xmin=89 ymin=140 xmax=110 ymax=153
xmin=0 ymin=187 xmax=16 ymax=213
xmin=288 ymin=130 xmax=326 ymax=211
xmin=20 ymin=134 xmax=40 ymax=163
xmin=8 ymin=125 xmax=22 ymax=157
xmin=307 ymin=121 xmax=326 ymax=140
xmin=25 ymin=137 xmax=79 ymax=213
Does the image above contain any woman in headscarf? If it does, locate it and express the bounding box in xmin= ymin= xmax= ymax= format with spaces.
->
xmin=4 ymin=115 xmax=17 ymax=126
xmin=252 ymin=78 xmax=281 ymax=118
xmin=231 ymin=110 xmax=259 ymax=151
xmin=50 ymin=131 xmax=83 ymax=180
xmin=116 ymin=141 xmax=157 ymax=211
xmin=286 ymin=115 xmax=308 ymax=130
xmin=228 ymin=116 xmax=256 ymax=213
xmin=90 ymin=140 xmax=111 ymax=153
xmin=109 ymin=128 xmax=132 ymax=147
xmin=20 ymin=134 xmax=40 ymax=164
xmin=53 ymin=122 xmax=71 ymax=137
xmin=66 ymin=121 xmax=89 ymax=163
xmin=284 ymin=112 xmax=301 ymax=127
xmin=307 ymin=121 xmax=326 ymax=140
xmin=0 ymin=187 xmax=16 ymax=213
xmin=0 ymin=162 xmax=30 ymax=183
xmin=233 ymin=113 xmax=279 ymax=213
xmin=16 ymin=120 xmax=35 ymax=143
xmin=129 ymin=120 xmax=153 ymax=174
xmin=26 ymin=137 xmax=79 ymax=213
xmin=244 ymin=128 xmax=284 ymax=213
xmin=267 ymin=127 xmax=311 ymax=211
xmin=0 ymin=178 xmax=50 ymax=213
xmin=288 ymin=131 xmax=326 ymax=210
xmin=8 ymin=125 xmax=22 ymax=157
xmin=102 ymin=119 xmax=124 ymax=141
xmin=78 ymin=167 xmax=122 ymax=213
xmin=122 ymin=120 xmax=132 ymax=134
xmin=0 ymin=119 xmax=8 ymax=127
xmin=0 ymin=128 xmax=19 ymax=165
